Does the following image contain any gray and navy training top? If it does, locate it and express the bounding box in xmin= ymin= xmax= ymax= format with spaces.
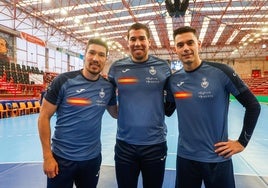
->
xmin=45 ymin=70 xmax=116 ymax=161
xmin=108 ymin=55 xmax=171 ymax=145
xmin=167 ymin=61 xmax=260 ymax=163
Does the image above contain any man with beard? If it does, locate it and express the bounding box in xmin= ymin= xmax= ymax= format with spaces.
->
xmin=38 ymin=38 xmax=118 ymax=188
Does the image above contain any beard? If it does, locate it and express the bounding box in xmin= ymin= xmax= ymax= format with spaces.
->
xmin=131 ymin=50 xmax=148 ymax=62
xmin=85 ymin=64 xmax=101 ymax=76
xmin=88 ymin=68 xmax=100 ymax=76
xmin=133 ymin=54 xmax=144 ymax=61
xmin=183 ymin=60 xmax=193 ymax=65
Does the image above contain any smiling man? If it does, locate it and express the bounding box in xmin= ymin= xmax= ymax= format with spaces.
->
xmin=108 ymin=23 xmax=171 ymax=188
xmin=167 ymin=26 xmax=261 ymax=188
xmin=38 ymin=38 xmax=118 ymax=188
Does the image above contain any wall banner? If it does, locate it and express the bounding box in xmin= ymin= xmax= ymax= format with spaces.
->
xmin=20 ymin=32 xmax=46 ymax=47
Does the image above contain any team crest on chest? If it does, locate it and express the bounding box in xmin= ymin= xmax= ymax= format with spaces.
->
xmin=149 ymin=66 xmax=156 ymax=75
xmin=99 ymin=88 xmax=105 ymax=98
xmin=201 ymin=78 xmax=209 ymax=88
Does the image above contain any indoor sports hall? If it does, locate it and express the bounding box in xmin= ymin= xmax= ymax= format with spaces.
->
xmin=1 ymin=1 xmax=268 ymax=188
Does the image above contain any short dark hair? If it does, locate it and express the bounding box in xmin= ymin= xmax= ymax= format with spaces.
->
xmin=127 ymin=23 xmax=150 ymax=39
xmin=85 ymin=38 xmax=108 ymax=55
xmin=173 ymin=26 xmax=197 ymax=40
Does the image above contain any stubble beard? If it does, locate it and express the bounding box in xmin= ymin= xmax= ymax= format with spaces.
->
xmin=132 ymin=51 xmax=148 ymax=62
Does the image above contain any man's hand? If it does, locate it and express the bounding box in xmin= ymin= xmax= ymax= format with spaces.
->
xmin=43 ymin=156 xmax=59 ymax=178
xmin=214 ymin=139 xmax=244 ymax=158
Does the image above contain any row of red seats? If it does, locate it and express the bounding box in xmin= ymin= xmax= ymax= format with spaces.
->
xmin=243 ymin=77 xmax=268 ymax=95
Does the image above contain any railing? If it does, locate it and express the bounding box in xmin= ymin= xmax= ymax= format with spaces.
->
xmin=0 ymin=81 xmax=45 ymax=99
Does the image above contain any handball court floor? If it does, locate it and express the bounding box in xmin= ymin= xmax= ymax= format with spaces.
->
xmin=0 ymin=100 xmax=267 ymax=188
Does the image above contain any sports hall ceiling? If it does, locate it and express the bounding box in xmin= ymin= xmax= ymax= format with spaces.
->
xmin=0 ymin=0 xmax=267 ymax=61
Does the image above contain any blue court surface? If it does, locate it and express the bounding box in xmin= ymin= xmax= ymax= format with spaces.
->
xmin=0 ymin=100 xmax=267 ymax=188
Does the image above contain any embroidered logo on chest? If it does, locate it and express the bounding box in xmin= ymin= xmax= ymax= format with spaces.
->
xmin=201 ymin=78 xmax=209 ymax=89
xmin=99 ymin=88 xmax=105 ymax=98
xmin=149 ymin=66 xmax=156 ymax=75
